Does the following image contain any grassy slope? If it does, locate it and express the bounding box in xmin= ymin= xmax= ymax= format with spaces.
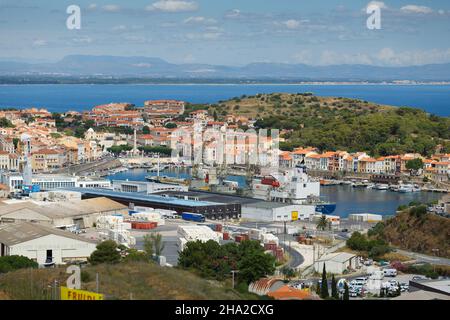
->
xmin=0 ymin=262 xmax=257 ymax=300
xmin=382 ymin=211 xmax=450 ymax=258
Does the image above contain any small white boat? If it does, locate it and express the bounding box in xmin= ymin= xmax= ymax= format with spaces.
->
xmin=352 ymin=182 xmax=368 ymax=188
xmin=397 ymin=184 xmax=415 ymax=193
xmin=374 ymin=184 xmax=389 ymax=190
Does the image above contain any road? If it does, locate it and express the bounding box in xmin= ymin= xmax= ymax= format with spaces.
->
xmin=279 ymin=242 xmax=304 ymax=269
xmin=52 ymin=156 xmax=120 ymax=175
xmin=394 ymin=249 xmax=450 ymax=266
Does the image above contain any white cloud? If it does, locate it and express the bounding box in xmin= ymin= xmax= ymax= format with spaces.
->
xmin=146 ymin=1 xmax=198 ymax=13
xmin=320 ymin=50 xmax=373 ymax=65
xmin=375 ymin=47 xmax=450 ymax=65
xmin=88 ymin=3 xmax=97 ymax=10
xmin=184 ymin=16 xmax=217 ymax=25
xmin=366 ymin=1 xmax=388 ymax=10
xmin=282 ymin=19 xmax=301 ymax=30
xmin=438 ymin=9 xmax=445 ymax=15
xmin=72 ymin=37 xmax=93 ymax=44
xmin=309 ymin=48 xmax=450 ymax=66
xmin=131 ymin=63 xmax=152 ymax=68
xmin=112 ymin=25 xmax=127 ymax=31
xmin=401 ymin=5 xmax=433 ymax=14
xmin=225 ymin=9 xmax=241 ymax=19
xmin=102 ymin=4 xmax=120 ymax=12
xmin=32 ymin=39 xmax=47 ymax=47
xmin=186 ymin=32 xmax=222 ymax=40
xmin=123 ymin=35 xmax=150 ymax=44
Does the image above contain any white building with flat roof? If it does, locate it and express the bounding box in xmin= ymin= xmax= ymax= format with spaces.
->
xmin=314 ymin=252 xmax=360 ymax=274
xmin=112 ymin=180 xmax=188 ymax=194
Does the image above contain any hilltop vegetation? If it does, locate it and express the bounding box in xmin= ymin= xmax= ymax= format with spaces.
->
xmin=209 ymin=93 xmax=450 ymax=156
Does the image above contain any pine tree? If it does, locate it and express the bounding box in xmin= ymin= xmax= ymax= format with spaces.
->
xmin=320 ymin=264 xmax=329 ymax=299
xmin=343 ymin=282 xmax=350 ymax=300
xmin=331 ymin=275 xmax=339 ymax=299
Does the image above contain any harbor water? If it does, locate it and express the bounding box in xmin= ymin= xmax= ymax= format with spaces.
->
xmin=107 ymin=168 xmax=443 ymax=218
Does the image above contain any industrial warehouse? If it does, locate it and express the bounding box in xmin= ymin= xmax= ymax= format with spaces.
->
xmin=60 ymin=188 xmax=242 ymax=220
xmin=0 ymin=196 xmax=128 ymax=228
xmin=57 ymin=187 xmax=317 ymax=222
xmin=0 ymin=221 xmax=97 ymax=265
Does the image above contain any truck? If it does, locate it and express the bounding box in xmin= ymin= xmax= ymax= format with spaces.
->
xmin=181 ymin=212 xmax=206 ymax=223
xmin=383 ymin=268 xmax=398 ymax=277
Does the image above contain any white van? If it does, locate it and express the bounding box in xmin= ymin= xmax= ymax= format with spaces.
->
xmin=383 ymin=269 xmax=397 ymax=277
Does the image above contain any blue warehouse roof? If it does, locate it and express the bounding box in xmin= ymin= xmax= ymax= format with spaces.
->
xmin=57 ymin=188 xmax=225 ymax=207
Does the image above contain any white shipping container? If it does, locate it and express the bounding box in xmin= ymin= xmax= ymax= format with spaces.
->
xmin=261 ymin=233 xmax=279 ymax=246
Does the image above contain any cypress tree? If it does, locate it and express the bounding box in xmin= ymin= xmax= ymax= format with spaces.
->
xmin=343 ymin=282 xmax=350 ymax=300
xmin=331 ymin=275 xmax=339 ymax=299
xmin=320 ymin=264 xmax=329 ymax=299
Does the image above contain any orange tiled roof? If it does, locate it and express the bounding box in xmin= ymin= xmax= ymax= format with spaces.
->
xmin=267 ymin=286 xmax=312 ymax=300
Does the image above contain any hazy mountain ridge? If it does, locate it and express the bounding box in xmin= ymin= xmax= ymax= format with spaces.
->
xmin=1 ymin=55 xmax=450 ymax=81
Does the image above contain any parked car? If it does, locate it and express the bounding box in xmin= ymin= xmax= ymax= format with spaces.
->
xmin=400 ymin=283 xmax=409 ymax=292
xmin=349 ymin=290 xmax=359 ymax=297
xmin=341 ymin=228 xmax=349 ymax=233
xmin=364 ymin=259 xmax=374 ymax=266
xmin=412 ymin=275 xmax=427 ymax=281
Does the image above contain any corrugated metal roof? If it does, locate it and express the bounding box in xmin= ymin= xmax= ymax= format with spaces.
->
xmin=61 ymin=188 xmax=223 ymax=207
xmin=0 ymin=221 xmax=97 ymax=246
xmin=317 ymin=252 xmax=356 ymax=263
xmin=0 ymin=197 xmax=126 ymax=220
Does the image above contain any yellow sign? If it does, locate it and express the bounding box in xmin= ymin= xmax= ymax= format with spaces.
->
xmin=60 ymin=286 xmax=104 ymax=300
xmin=291 ymin=211 xmax=299 ymax=221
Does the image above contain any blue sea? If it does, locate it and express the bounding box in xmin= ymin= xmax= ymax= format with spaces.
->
xmin=0 ymin=84 xmax=449 ymax=116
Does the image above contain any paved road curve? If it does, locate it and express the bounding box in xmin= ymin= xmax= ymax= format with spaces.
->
xmin=279 ymin=242 xmax=304 ymax=270
xmin=395 ymin=249 xmax=450 ymax=266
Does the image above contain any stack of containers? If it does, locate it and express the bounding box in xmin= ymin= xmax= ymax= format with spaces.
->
xmin=261 ymin=233 xmax=279 ymax=246
xmin=177 ymin=225 xmax=221 ymax=251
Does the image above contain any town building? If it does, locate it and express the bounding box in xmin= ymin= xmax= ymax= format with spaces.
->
xmin=314 ymin=252 xmax=359 ymax=274
xmin=143 ymin=100 xmax=185 ymax=117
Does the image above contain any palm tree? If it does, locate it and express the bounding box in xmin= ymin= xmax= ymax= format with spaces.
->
xmin=151 ymin=233 xmax=165 ymax=257
xmin=316 ymin=215 xmax=328 ymax=231
xmin=143 ymin=234 xmax=154 ymax=259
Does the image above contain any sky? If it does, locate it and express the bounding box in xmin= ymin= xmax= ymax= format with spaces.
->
xmin=1 ymin=0 xmax=450 ymax=66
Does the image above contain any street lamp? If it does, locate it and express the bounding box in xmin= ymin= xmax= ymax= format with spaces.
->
xmin=431 ymin=249 xmax=439 ymax=273
xmin=231 ymin=270 xmax=239 ymax=289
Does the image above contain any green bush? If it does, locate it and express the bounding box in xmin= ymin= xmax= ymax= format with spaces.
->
xmin=81 ymin=270 xmax=92 ymax=282
xmin=0 ymin=256 xmax=38 ymax=273
xmin=88 ymin=240 xmax=121 ymax=265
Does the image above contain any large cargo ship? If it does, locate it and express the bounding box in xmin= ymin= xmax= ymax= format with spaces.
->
xmin=251 ymin=165 xmax=336 ymax=214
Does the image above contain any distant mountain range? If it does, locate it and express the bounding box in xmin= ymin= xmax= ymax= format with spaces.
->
xmin=1 ymin=55 xmax=450 ymax=82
